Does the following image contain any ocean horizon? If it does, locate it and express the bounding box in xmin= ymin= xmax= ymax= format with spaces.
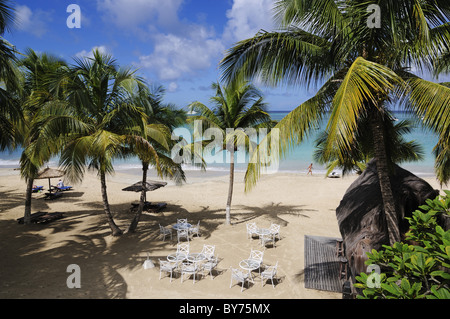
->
xmin=0 ymin=111 xmax=439 ymax=178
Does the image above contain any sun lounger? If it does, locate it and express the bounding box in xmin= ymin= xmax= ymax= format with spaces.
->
xmin=44 ymin=191 xmax=63 ymax=200
xmin=54 ymin=186 xmax=73 ymax=191
xmin=17 ymin=211 xmax=64 ymax=224
xmin=131 ymin=202 xmax=167 ymax=212
xmin=32 ymin=186 xmax=44 ymax=193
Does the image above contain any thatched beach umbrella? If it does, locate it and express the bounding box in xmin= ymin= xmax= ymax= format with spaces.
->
xmin=35 ymin=167 xmax=65 ymax=193
xmin=122 ymin=180 xmax=167 ymax=202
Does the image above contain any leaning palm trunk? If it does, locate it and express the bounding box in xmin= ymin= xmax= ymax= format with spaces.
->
xmin=370 ymin=110 xmax=401 ymax=245
xmin=127 ymin=162 xmax=149 ymax=233
xmin=24 ymin=177 xmax=34 ymax=225
xmin=225 ymin=148 xmax=235 ymax=225
xmin=100 ymin=171 xmax=123 ymax=236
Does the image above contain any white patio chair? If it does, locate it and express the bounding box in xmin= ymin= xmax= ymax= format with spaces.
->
xmin=176 ymin=243 xmax=190 ymax=257
xmin=189 ymin=220 xmax=201 ymax=237
xmin=202 ymin=255 xmax=219 ymax=280
xmin=180 ymin=262 xmax=199 ymax=283
xmin=177 ymin=228 xmax=190 ymax=242
xmin=249 ymin=249 xmax=264 ymax=274
xmin=260 ymin=233 xmax=276 ymax=249
xmin=229 ymin=267 xmax=250 ymax=292
xmin=246 ymin=222 xmax=257 ymax=239
xmin=269 ymin=223 xmax=281 ymax=240
xmin=200 ymin=244 xmax=215 ymax=260
xmin=177 ymin=218 xmax=188 ymax=225
xmin=261 ymin=261 xmax=278 ymax=288
xmin=159 ymin=259 xmax=178 ymax=282
xmin=159 ymin=224 xmax=172 ymax=241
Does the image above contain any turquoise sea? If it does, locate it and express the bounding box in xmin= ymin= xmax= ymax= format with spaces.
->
xmin=0 ymin=111 xmax=439 ymax=177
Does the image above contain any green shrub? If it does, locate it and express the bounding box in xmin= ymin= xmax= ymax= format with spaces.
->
xmin=355 ymin=190 xmax=450 ymax=299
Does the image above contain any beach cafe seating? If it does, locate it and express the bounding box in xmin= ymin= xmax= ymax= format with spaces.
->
xmin=176 ymin=243 xmax=190 ymax=258
xmin=248 ymin=249 xmax=264 ymax=274
xmin=159 ymin=259 xmax=178 ymax=282
xmin=229 ymin=267 xmax=250 ymax=292
xmin=260 ymin=233 xmax=276 ymax=249
xmin=269 ymin=223 xmax=281 ymax=241
xmin=177 ymin=218 xmax=188 ymax=225
xmin=200 ymin=244 xmax=215 ymax=260
xmin=159 ymin=224 xmax=172 ymax=241
xmin=261 ymin=261 xmax=278 ymax=288
xmin=202 ymin=255 xmax=219 ymax=280
xmin=177 ymin=228 xmax=191 ymax=242
xmin=246 ymin=222 xmax=257 ymax=239
xmin=189 ymin=221 xmax=201 ymax=237
xmin=180 ymin=262 xmax=199 ymax=284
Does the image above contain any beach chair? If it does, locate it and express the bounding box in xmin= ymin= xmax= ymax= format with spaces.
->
xmin=200 ymin=244 xmax=215 ymax=260
xmin=202 ymin=255 xmax=219 ymax=280
xmin=246 ymin=222 xmax=257 ymax=239
xmin=229 ymin=267 xmax=250 ymax=292
xmin=159 ymin=224 xmax=172 ymax=241
xmin=159 ymin=259 xmax=178 ymax=282
xmin=32 ymin=186 xmax=44 ymax=193
xmin=189 ymin=221 xmax=201 ymax=237
xmin=55 ymin=185 xmax=73 ymax=191
xmin=248 ymin=249 xmax=264 ymax=274
xmin=180 ymin=262 xmax=199 ymax=284
xmin=260 ymin=233 xmax=276 ymax=249
xmin=176 ymin=243 xmax=190 ymax=258
xmin=261 ymin=261 xmax=278 ymax=288
xmin=269 ymin=223 xmax=281 ymax=240
xmin=177 ymin=228 xmax=190 ymax=242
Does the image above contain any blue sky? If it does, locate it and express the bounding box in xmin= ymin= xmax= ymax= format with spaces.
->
xmin=5 ymin=0 xmax=312 ymax=111
xmin=5 ymin=0 xmax=449 ymax=112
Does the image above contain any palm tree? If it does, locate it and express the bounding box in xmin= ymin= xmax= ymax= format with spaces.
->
xmin=188 ymin=80 xmax=275 ymax=225
xmin=17 ymin=49 xmax=67 ymax=224
xmin=314 ymin=112 xmax=424 ymax=176
xmin=0 ymin=0 xmax=21 ymax=150
xmin=125 ymin=84 xmax=187 ymax=233
xmin=220 ymin=0 xmax=450 ymax=244
xmin=53 ymin=50 xmax=149 ymax=236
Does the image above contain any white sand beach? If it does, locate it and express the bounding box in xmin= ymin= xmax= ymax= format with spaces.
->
xmin=0 ymin=167 xmax=444 ymax=299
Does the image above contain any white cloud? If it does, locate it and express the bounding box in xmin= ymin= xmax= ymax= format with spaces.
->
xmin=168 ymin=82 xmax=178 ymax=92
xmin=137 ymin=26 xmax=224 ymax=81
xmin=97 ymin=0 xmax=182 ymax=31
xmin=15 ymin=5 xmax=50 ymax=38
xmin=75 ymin=45 xmax=109 ymax=59
xmin=223 ymin=0 xmax=275 ymax=44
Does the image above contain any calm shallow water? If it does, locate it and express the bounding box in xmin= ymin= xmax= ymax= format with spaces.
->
xmin=0 ymin=111 xmax=438 ymax=177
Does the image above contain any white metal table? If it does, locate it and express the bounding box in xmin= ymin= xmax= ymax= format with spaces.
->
xmin=167 ymin=252 xmax=187 ymax=262
xmin=239 ymin=259 xmax=260 ymax=282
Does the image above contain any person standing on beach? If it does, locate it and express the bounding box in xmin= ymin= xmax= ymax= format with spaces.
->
xmin=307 ymin=163 xmax=313 ymax=175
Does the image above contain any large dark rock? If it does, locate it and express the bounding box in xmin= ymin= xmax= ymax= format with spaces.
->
xmin=336 ymin=160 xmax=439 ymax=278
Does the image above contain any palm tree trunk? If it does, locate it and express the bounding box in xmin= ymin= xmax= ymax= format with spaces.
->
xmin=225 ymin=149 xmax=235 ymax=225
xmin=24 ymin=177 xmax=34 ymax=225
xmin=370 ymin=110 xmax=401 ymax=245
xmin=100 ymin=170 xmax=123 ymax=236
xmin=127 ymin=162 xmax=148 ymax=233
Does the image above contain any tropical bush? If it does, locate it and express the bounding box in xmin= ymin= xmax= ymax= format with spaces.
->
xmin=355 ymin=191 xmax=450 ymax=299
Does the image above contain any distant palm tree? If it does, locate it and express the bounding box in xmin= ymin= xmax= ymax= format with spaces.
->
xmin=220 ymin=0 xmax=450 ymax=244
xmin=188 ymin=81 xmax=275 ymax=225
xmin=314 ymin=112 xmax=424 ymax=176
xmin=125 ymin=84 xmax=187 ymax=233
xmin=52 ymin=50 xmax=149 ymax=236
